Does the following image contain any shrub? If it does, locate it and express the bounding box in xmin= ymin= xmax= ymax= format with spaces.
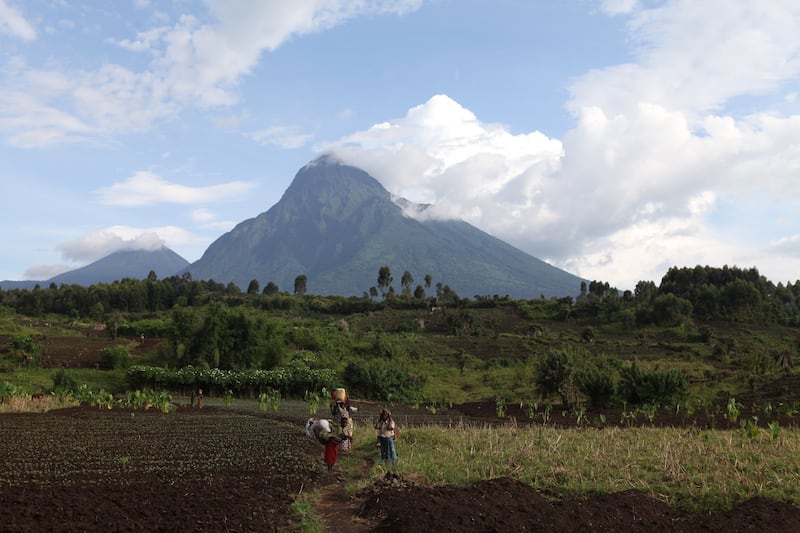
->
xmin=618 ymin=362 xmax=688 ymax=407
xmin=0 ymin=381 xmax=26 ymax=402
xmin=574 ymin=365 xmax=617 ymax=408
xmin=51 ymin=369 xmax=80 ymax=393
xmin=100 ymin=346 xmax=130 ymax=370
xmin=344 ymin=359 xmax=425 ymax=401
xmin=124 ymin=355 xmax=337 ymax=398
xmin=116 ymin=319 xmax=170 ymax=338
xmin=9 ymin=335 xmax=41 ymax=367
xmin=534 ymin=350 xmax=576 ymax=407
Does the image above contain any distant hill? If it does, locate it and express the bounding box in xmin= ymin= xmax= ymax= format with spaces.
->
xmin=0 ymin=247 xmax=189 ymax=290
xmin=0 ymin=280 xmax=40 ymax=291
xmin=184 ymin=156 xmax=585 ymax=298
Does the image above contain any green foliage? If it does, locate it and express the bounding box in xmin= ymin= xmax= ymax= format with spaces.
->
xmin=100 ymin=346 xmax=130 ymax=370
xmin=534 ymin=349 xmax=576 ymax=407
xmin=574 ymin=356 xmax=620 ymax=409
xmin=377 ymin=266 xmax=393 ymax=298
xmin=618 ymin=362 xmax=688 ymax=407
xmin=124 ymin=390 xmax=147 ymax=409
xmin=369 ymin=333 xmax=407 ymax=358
xmin=262 ymin=281 xmax=280 ymax=295
xmin=294 ymin=275 xmax=308 ymax=296
xmin=115 ymin=318 xmax=170 ymax=338
xmin=726 ymin=397 xmax=742 ymax=423
xmin=0 ymin=380 xmax=27 ymax=402
xmin=246 ymin=279 xmax=260 ymax=294
xmin=5 ymin=262 xmax=800 ymax=414
xmin=495 ymin=396 xmax=507 ymax=417
xmin=223 ymin=389 xmax=235 ymax=406
xmin=259 ymin=389 xmax=280 ymax=412
xmin=343 ymin=359 xmax=425 ymax=401
xmin=9 ymin=335 xmax=41 ymax=367
xmin=125 ymin=353 xmax=337 ymax=398
xmin=306 ymin=390 xmax=321 ymax=414
xmin=51 ymin=369 xmax=80 ymax=393
xmin=164 ymin=303 xmax=289 ymax=370
xmin=652 ymin=294 xmax=693 ymax=326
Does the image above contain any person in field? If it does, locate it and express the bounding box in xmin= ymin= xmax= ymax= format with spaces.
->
xmin=374 ymin=408 xmax=398 ymax=465
xmin=306 ymin=418 xmax=341 ymax=471
xmin=330 ymin=388 xmax=357 ymax=452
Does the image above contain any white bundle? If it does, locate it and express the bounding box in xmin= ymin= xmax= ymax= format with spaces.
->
xmin=305 ymin=417 xmax=333 ymax=439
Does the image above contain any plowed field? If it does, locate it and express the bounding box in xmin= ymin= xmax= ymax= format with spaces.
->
xmin=2 ymin=404 xmax=800 ymax=532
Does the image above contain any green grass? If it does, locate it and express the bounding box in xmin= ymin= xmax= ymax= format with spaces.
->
xmin=0 ymin=367 xmax=128 ymax=394
xmin=364 ymin=424 xmax=800 ymax=513
xmin=289 ymin=495 xmax=325 ymax=533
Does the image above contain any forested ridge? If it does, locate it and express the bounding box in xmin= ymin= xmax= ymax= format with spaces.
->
xmin=2 ymin=264 xmax=799 ymax=406
xmin=3 ymin=264 xmax=799 ymax=325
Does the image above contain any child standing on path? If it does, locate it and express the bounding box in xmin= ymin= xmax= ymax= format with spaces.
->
xmin=374 ymin=408 xmax=398 ymax=465
xmin=324 ymin=433 xmax=341 ymax=471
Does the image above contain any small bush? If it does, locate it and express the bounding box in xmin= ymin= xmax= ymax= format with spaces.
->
xmin=618 ymin=362 xmax=688 ymax=407
xmin=100 ymin=346 xmax=130 ymax=370
xmin=534 ymin=349 xmax=576 ymax=407
xmin=51 ymin=369 xmax=80 ymax=393
xmin=574 ymin=366 xmax=616 ymax=408
xmin=344 ymin=359 xmax=425 ymax=402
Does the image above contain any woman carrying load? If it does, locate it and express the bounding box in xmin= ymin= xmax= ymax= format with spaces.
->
xmin=330 ymin=388 xmax=357 ymax=452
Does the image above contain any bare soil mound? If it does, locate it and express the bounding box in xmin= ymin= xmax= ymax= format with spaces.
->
xmin=357 ymin=473 xmax=800 ymax=532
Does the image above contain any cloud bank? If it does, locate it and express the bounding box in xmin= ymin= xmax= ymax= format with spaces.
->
xmin=0 ymin=1 xmax=424 ymax=147
xmin=95 ymin=171 xmax=256 ymax=206
xmin=56 ymin=226 xmax=200 ymax=264
xmin=0 ymin=0 xmax=35 ymax=41
xmin=324 ymin=1 xmax=800 ymax=289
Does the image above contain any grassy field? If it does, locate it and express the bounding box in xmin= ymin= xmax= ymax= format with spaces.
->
xmin=347 ymin=421 xmax=800 ymax=513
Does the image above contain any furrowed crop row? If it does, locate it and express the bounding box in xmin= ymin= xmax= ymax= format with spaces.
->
xmin=0 ymin=411 xmax=318 ymax=489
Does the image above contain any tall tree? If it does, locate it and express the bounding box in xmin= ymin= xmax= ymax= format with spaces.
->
xmin=263 ymin=281 xmax=279 ymax=295
xmin=294 ymin=274 xmax=308 ymax=295
xmin=377 ymin=266 xmax=393 ymax=298
xmin=414 ymin=285 xmax=426 ymax=299
xmin=401 ymin=271 xmax=414 ymax=297
xmin=247 ymin=279 xmax=260 ymax=294
xmin=226 ymin=282 xmax=241 ymax=294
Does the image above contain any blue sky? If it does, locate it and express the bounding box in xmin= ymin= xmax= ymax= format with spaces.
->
xmin=2 ymin=0 xmax=799 ymax=291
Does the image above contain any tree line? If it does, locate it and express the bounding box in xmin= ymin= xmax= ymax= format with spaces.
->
xmin=0 ymin=266 xmax=457 ymax=319
xmin=2 ymin=264 xmax=800 ymax=327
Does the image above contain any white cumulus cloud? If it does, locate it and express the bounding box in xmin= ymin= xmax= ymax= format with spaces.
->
xmin=23 ymin=263 xmax=73 ymax=280
xmin=248 ymin=125 xmax=314 ymax=149
xmin=95 ymin=171 xmax=257 ymax=206
xmin=0 ymin=1 xmax=425 ymax=146
xmin=56 ymin=226 xmax=200 ymax=264
xmin=323 ymin=0 xmax=800 ymax=290
xmin=0 ymin=0 xmax=36 ymax=41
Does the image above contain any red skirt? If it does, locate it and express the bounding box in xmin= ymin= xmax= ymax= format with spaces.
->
xmin=325 ymin=440 xmax=339 ymax=466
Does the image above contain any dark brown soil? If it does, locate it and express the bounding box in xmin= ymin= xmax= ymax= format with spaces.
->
xmin=2 ymin=402 xmax=800 ymax=533
xmin=0 ymin=406 xmax=322 ymax=532
xmin=1 ymin=328 xmax=158 ymax=370
xmin=357 ymin=473 xmax=800 ymax=532
xmin=0 ymin=471 xmax=304 ymax=532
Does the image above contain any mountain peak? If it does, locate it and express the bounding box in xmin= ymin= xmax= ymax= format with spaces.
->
xmin=185 ymin=160 xmax=585 ymax=298
xmin=47 ymin=247 xmax=189 ymax=286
